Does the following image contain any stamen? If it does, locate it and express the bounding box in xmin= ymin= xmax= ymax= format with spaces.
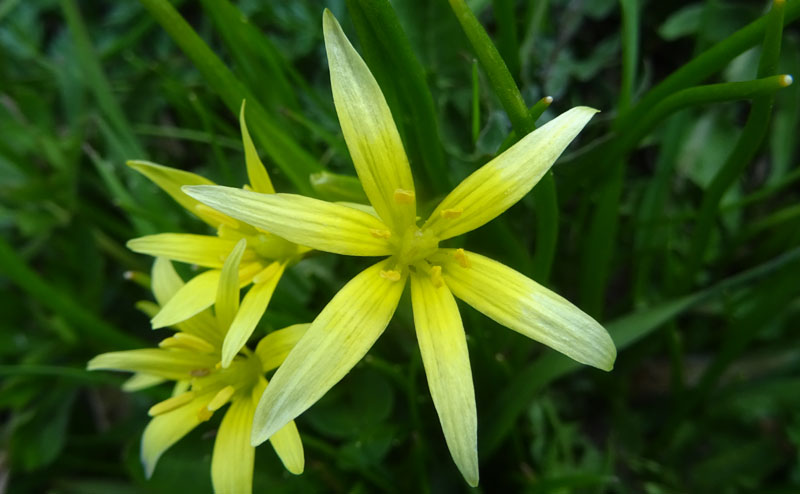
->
xmin=159 ymin=333 xmax=216 ymax=353
xmin=207 ymin=385 xmax=236 ymax=412
xmin=370 ymin=229 xmax=392 ymax=239
xmin=148 ymin=391 xmax=195 ymax=416
xmin=190 ymin=368 xmax=210 ymax=377
xmin=429 ymin=265 xmax=444 ymax=288
xmin=454 ymin=248 xmax=470 ymax=268
xmin=440 ymin=208 xmax=463 ymax=219
xmin=196 ymin=406 xmax=213 ymax=422
xmin=393 ymin=188 xmax=415 ymax=204
xmin=380 ymin=269 xmax=402 ymax=282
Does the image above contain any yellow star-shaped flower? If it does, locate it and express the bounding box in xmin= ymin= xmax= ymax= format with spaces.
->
xmin=88 ymin=251 xmax=307 ymax=494
xmin=185 ymin=10 xmax=616 ymax=486
xmin=126 ymin=102 xmax=309 ymax=367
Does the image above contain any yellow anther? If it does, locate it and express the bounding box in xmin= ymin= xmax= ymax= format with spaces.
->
xmin=440 ymin=208 xmax=463 ymax=219
xmin=190 ymin=368 xmax=210 ymax=377
xmin=429 ymin=265 xmax=444 ymax=288
xmin=207 ymin=385 xmax=236 ymax=412
xmin=380 ymin=269 xmax=402 ymax=282
xmin=159 ymin=333 xmax=216 ymax=354
xmin=196 ymin=406 xmax=214 ymax=422
xmin=148 ymin=391 xmax=195 ymax=416
xmin=454 ymin=248 xmax=470 ymax=268
xmin=393 ymin=188 xmax=415 ymax=204
xmin=370 ymin=229 xmax=392 ymax=239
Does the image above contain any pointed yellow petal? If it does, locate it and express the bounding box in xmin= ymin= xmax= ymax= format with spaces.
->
xmin=129 ymin=234 xmax=245 ymax=268
xmin=438 ymin=249 xmax=616 ymax=370
xmin=254 ymin=323 xmax=310 ymax=372
xmin=151 ymin=270 xmax=221 ymax=329
xmin=211 ymin=396 xmax=256 ymax=494
xmin=221 ymin=263 xmax=285 ymax=368
xmin=251 ymin=259 xmax=405 ymax=445
xmin=183 ymin=186 xmax=393 ymax=256
xmin=216 ymin=239 xmax=248 ymax=331
xmin=323 ymin=10 xmax=416 ymax=232
xmin=270 ymin=420 xmax=305 ymax=475
xmin=87 ymin=349 xmax=218 ymax=380
xmin=240 ymin=101 xmax=275 ymax=194
xmin=174 ymin=310 xmax=223 ymax=348
xmin=141 ymin=394 xmax=205 ymax=478
xmin=122 ymin=373 xmax=165 ymax=392
xmin=424 ymin=107 xmax=598 ymax=240
xmin=127 ymin=160 xmax=221 ymax=227
xmin=410 ymin=273 xmax=479 ymax=486
xmin=151 ymin=257 xmax=183 ymax=307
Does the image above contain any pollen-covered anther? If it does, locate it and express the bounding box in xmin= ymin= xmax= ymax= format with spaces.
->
xmin=393 ymin=188 xmax=415 ymax=204
xmin=429 ymin=265 xmax=444 ymax=288
xmin=207 ymin=385 xmax=236 ymax=412
xmin=454 ymin=248 xmax=470 ymax=268
xmin=196 ymin=406 xmax=214 ymax=422
xmin=440 ymin=207 xmax=463 ymax=219
xmin=380 ymin=269 xmax=402 ymax=282
xmin=370 ymin=229 xmax=392 ymax=239
xmin=148 ymin=391 xmax=195 ymax=416
xmin=159 ymin=333 xmax=215 ymax=353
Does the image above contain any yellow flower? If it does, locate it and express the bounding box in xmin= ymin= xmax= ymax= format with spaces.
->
xmin=185 ymin=10 xmax=615 ymax=486
xmin=126 ymin=102 xmax=309 ymax=367
xmin=88 ymin=252 xmax=307 ymax=494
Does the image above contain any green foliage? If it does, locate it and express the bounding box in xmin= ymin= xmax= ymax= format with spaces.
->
xmin=1 ymin=0 xmax=798 ymax=492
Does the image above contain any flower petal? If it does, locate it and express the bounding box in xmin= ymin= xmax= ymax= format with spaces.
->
xmin=151 ymin=257 xmax=183 ymax=307
xmin=127 ymin=160 xmax=221 ymax=227
xmin=410 ymin=272 xmax=479 ymax=486
xmin=183 ymin=186 xmax=392 ymax=256
xmin=129 ymin=234 xmax=246 ymax=268
xmin=221 ymin=263 xmax=286 ymax=368
xmin=151 ymin=269 xmax=221 ymax=329
xmin=240 ymin=101 xmax=275 ymax=194
xmin=216 ymin=239 xmax=248 ymax=331
xmin=323 ymin=10 xmax=416 ymax=232
xmin=423 ymin=107 xmax=597 ymax=240
xmin=254 ymin=323 xmax=310 ymax=372
xmin=212 ymin=397 xmax=256 ymax=494
xmin=438 ymin=249 xmax=616 ymax=370
xmin=250 ymin=259 xmax=405 ymax=445
xmin=141 ymin=395 xmax=205 ymax=478
xmin=270 ymin=420 xmax=304 ymax=475
xmin=122 ymin=373 xmax=165 ymax=392
xmin=87 ymin=349 xmax=218 ymax=380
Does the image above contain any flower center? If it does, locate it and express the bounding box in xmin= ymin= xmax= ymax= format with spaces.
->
xmin=393 ymin=226 xmax=439 ymax=266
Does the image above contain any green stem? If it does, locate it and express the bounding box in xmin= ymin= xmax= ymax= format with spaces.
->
xmin=449 ymin=0 xmax=559 ymax=282
xmin=618 ymin=0 xmax=639 ymax=112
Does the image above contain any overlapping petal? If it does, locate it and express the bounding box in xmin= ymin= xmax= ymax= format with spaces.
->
xmin=438 ymin=249 xmax=616 ymax=370
xmin=184 ymin=186 xmax=393 ymax=256
xmin=87 ymin=349 xmax=218 ymax=380
xmin=151 ymin=269 xmax=222 ymax=329
xmin=221 ymin=263 xmax=286 ymax=368
xmin=215 ymin=239 xmax=248 ymax=331
xmin=129 ymin=234 xmax=245 ymax=268
xmin=141 ymin=395 xmax=206 ymax=478
xmin=211 ymin=396 xmax=256 ymax=494
xmin=251 ymin=259 xmax=406 ymax=445
xmin=410 ymin=272 xmax=478 ymax=486
xmin=323 ymin=10 xmax=416 ymax=231
xmin=151 ymin=257 xmax=183 ymax=307
xmin=254 ymin=323 xmax=310 ymax=372
xmin=127 ymin=160 xmax=220 ymax=227
xmin=424 ymin=107 xmax=598 ymax=240
xmin=240 ymin=101 xmax=275 ymax=194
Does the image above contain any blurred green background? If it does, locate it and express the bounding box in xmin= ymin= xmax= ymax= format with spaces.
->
xmin=1 ymin=0 xmax=799 ymax=492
